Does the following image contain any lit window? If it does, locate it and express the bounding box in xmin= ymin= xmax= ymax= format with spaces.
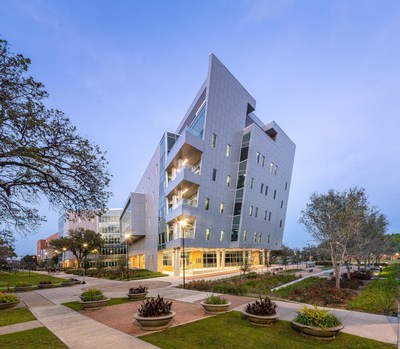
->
xmin=268 ymin=212 xmax=272 ymax=221
xmin=264 ymin=210 xmax=267 ymax=220
xmin=206 ymin=229 xmax=210 ymax=240
xmin=255 ymin=207 xmax=258 ymax=218
xmin=254 ymin=233 xmax=257 ymax=242
xmin=212 ymin=168 xmax=217 ymax=181
xmin=226 ymin=175 xmax=231 ymax=187
xmin=262 ymin=155 xmax=265 ymax=167
xmin=249 ymin=206 xmax=253 ymax=216
xmin=205 ymin=198 xmax=210 ymax=210
xmin=243 ymin=231 xmax=247 ymax=241
xmin=226 ymin=144 xmax=231 ymax=157
xmin=220 ymin=202 xmax=224 ymax=214
xmin=273 ymin=190 xmax=277 ymax=199
xmin=211 ymin=133 xmax=217 ymax=148
xmin=220 ymin=231 xmax=224 ymax=241
xmin=251 ymin=177 xmax=254 ymax=189
xmin=260 ymin=183 xmax=264 ymax=194
xmin=256 ymin=152 xmax=260 ymax=164
xmin=265 ymin=185 xmax=268 ymax=196
xmin=270 ymin=162 xmax=274 ymax=173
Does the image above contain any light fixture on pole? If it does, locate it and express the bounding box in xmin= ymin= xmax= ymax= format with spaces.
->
xmin=179 ymin=219 xmax=187 ymax=289
xmin=62 ymin=247 xmax=67 ymax=269
xmin=124 ymin=234 xmax=130 ymax=281
xmin=45 ymin=252 xmax=48 ymax=270
xmin=82 ymin=243 xmax=88 ymax=284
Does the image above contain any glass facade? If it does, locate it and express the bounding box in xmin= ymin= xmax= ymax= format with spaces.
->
xmin=187 ymin=102 xmax=206 ymax=138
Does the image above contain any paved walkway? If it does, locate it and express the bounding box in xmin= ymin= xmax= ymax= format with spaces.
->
xmin=5 ymin=271 xmax=399 ymax=348
xmin=0 ymin=320 xmax=43 ymax=335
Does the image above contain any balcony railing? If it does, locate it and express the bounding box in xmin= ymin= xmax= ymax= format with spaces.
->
xmin=167 ymin=198 xmax=198 ymax=214
xmin=168 ymin=163 xmax=200 ymax=182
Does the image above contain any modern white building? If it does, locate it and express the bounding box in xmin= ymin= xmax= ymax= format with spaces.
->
xmin=121 ymin=55 xmax=295 ymax=275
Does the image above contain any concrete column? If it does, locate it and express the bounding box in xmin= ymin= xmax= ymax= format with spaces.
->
xmin=173 ymin=248 xmax=180 ymax=276
xmin=216 ymin=249 xmax=220 ymax=269
xmin=221 ymin=249 xmax=225 ymax=269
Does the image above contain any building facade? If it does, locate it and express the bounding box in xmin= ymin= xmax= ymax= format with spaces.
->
xmin=122 ymin=54 xmax=296 ymax=275
xmin=36 ymin=233 xmax=59 ymax=266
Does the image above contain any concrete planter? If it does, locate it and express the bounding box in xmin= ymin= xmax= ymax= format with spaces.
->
xmin=242 ymin=310 xmax=280 ymax=326
xmin=79 ymin=298 xmax=110 ymax=309
xmin=200 ymin=301 xmax=231 ymax=314
xmin=38 ymin=284 xmax=54 ymax=289
xmin=291 ymin=321 xmax=344 ymax=340
xmin=133 ymin=311 xmax=176 ymax=331
xmin=14 ymin=286 xmax=35 ymax=292
xmin=127 ymin=292 xmax=148 ymax=300
xmin=0 ymin=301 xmax=20 ymax=310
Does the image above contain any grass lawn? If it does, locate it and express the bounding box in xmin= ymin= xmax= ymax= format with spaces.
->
xmin=141 ymin=311 xmax=394 ymax=349
xmin=273 ymin=277 xmax=325 ymax=298
xmin=0 ymin=327 xmax=68 ymax=349
xmin=0 ymin=308 xmax=36 ymax=327
xmin=0 ymin=271 xmax=68 ymax=290
xmin=380 ymin=264 xmax=400 ymax=278
xmin=62 ymin=297 xmax=131 ymax=311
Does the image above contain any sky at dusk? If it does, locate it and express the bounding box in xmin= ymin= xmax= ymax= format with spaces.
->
xmin=1 ymin=0 xmax=399 ymax=256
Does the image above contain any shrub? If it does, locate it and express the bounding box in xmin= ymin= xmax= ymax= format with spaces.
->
xmin=203 ymin=294 xmax=228 ymax=305
xmin=351 ymin=270 xmax=372 ymax=280
xmin=129 ymin=285 xmax=148 ymax=294
xmin=245 ymin=296 xmax=277 ymax=316
xmin=39 ymin=281 xmax=52 ymax=285
xmin=294 ymin=305 xmax=341 ymax=330
xmin=0 ymin=293 xmax=19 ymax=304
xmin=80 ymin=288 xmax=106 ymax=302
xmin=68 ymin=278 xmax=80 ymax=282
xmin=16 ymin=282 xmax=32 ymax=287
xmin=212 ymin=281 xmax=248 ymax=296
xmin=185 ymin=280 xmax=214 ymax=291
xmin=137 ymin=295 xmax=172 ymax=317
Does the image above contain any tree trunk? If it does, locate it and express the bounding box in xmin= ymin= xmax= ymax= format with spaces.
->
xmin=331 ymin=255 xmax=341 ymax=290
xmin=356 ymin=258 xmax=361 ymax=271
xmin=345 ymin=260 xmax=351 ymax=279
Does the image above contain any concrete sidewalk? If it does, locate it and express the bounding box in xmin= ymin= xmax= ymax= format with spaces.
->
xmin=0 ymin=320 xmax=43 ymax=335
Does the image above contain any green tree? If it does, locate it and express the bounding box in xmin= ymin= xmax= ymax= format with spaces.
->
xmin=300 ymin=188 xmax=369 ymax=289
xmin=0 ymin=238 xmax=16 ymax=267
xmin=0 ymin=39 xmax=111 ymax=239
xmin=50 ymin=228 xmax=105 ymax=268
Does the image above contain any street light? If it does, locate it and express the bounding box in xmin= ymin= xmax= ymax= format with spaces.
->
xmin=62 ymin=247 xmax=67 ymax=269
xmin=124 ymin=234 xmax=130 ymax=281
xmin=179 ymin=220 xmax=187 ymax=289
xmin=45 ymin=252 xmax=48 ymax=271
xmin=82 ymin=243 xmax=88 ymax=284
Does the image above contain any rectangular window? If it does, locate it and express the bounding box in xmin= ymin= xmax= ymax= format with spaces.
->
xmin=264 ymin=210 xmax=267 ymax=220
xmin=274 ymin=165 xmax=278 ymax=175
xmin=243 ymin=231 xmax=247 ymax=241
xmin=220 ymin=202 xmax=224 ymax=214
xmin=226 ymin=175 xmax=231 ymax=187
xmin=220 ymin=230 xmax=224 ymax=242
xmin=268 ymin=212 xmax=272 ymax=221
xmin=211 ymin=133 xmax=217 ymax=148
xmin=273 ymin=190 xmax=277 ymax=199
xmin=281 ymin=200 xmax=284 ymax=208
xmin=258 ymin=233 xmax=262 ymax=243
xmin=260 ymin=183 xmax=264 ymax=193
xmin=265 ymin=185 xmax=268 ymax=196
xmin=267 ymin=234 xmax=270 ymax=243
xmin=270 ymin=162 xmax=274 ymax=173
xmin=256 ymin=152 xmax=260 ymax=164
xmin=206 ymin=229 xmax=210 ymax=240
xmin=205 ymin=198 xmax=210 ymax=210
xmin=254 ymin=233 xmax=257 ymax=242
xmin=212 ymin=168 xmax=217 ymax=181
xmin=163 ymin=253 xmax=173 ymax=266
xmin=255 ymin=207 xmax=258 ymax=218
xmin=285 ymin=182 xmax=288 ymax=190
xmin=249 ymin=206 xmax=253 ymax=216
xmin=251 ymin=177 xmax=254 ymax=189
xmin=280 ymin=220 xmax=283 ymax=227
xmin=226 ymin=144 xmax=231 ymax=157
xmin=262 ymin=155 xmax=265 ymax=167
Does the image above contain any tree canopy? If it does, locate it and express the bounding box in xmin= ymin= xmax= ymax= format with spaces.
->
xmin=50 ymin=227 xmax=105 ymax=267
xmin=0 ymin=39 xmax=111 ymax=238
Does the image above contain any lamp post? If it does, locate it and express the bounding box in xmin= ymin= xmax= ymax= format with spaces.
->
xmin=82 ymin=243 xmax=88 ymax=284
xmin=179 ymin=220 xmax=187 ymax=289
xmin=62 ymin=247 xmax=67 ymax=269
xmin=45 ymin=252 xmax=48 ymax=271
xmin=124 ymin=234 xmax=130 ymax=281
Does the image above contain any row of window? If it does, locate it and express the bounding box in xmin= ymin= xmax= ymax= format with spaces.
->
xmin=204 ymin=228 xmax=278 ymax=244
xmin=211 ymin=133 xmax=232 ymax=158
xmin=256 ymin=152 xmax=278 ymax=175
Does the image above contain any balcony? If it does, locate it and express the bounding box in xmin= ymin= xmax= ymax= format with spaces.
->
xmin=165 ymin=164 xmax=201 ymax=197
xmin=165 ymin=198 xmax=198 ymax=223
xmin=165 ymin=130 xmax=203 ymax=171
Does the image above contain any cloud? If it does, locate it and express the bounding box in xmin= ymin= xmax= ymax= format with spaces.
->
xmin=240 ymin=0 xmax=296 ymax=25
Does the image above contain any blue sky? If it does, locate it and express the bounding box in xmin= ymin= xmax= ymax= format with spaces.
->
xmin=1 ymin=0 xmax=399 ymax=256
